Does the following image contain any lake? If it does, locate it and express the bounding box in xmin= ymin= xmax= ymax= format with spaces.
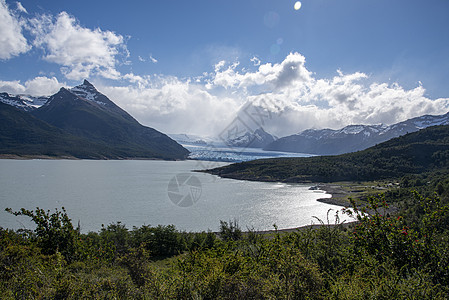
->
xmin=0 ymin=159 xmax=350 ymax=233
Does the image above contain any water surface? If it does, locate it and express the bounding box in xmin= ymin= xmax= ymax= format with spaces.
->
xmin=0 ymin=159 xmax=349 ymax=233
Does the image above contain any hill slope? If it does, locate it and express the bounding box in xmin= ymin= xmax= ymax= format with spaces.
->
xmin=0 ymin=80 xmax=189 ymax=159
xmin=0 ymin=102 xmax=122 ymax=158
xmin=29 ymin=81 xmax=189 ymax=159
xmin=206 ymin=125 xmax=449 ymax=183
xmin=264 ymin=112 xmax=449 ymax=155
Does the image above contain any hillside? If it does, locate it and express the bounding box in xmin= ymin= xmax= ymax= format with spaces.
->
xmin=0 ymin=102 xmax=120 ymax=158
xmin=206 ymin=125 xmax=449 ymax=183
xmin=0 ymin=80 xmax=189 ymax=160
xmin=264 ymin=112 xmax=449 ymax=155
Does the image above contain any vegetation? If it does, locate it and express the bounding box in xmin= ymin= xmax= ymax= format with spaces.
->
xmin=1 ymin=125 xmax=449 ymax=298
xmin=1 ymin=174 xmax=449 ymax=299
xmin=0 ymin=92 xmax=189 ymax=160
xmin=0 ymin=101 xmax=119 ymax=159
xmin=206 ymin=125 xmax=449 ymax=183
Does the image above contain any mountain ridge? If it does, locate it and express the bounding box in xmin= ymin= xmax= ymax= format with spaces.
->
xmin=222 ymin=127 xmax=277 ymax=149
xmin=0 ymin=80 xmax=189 ymax=160
xmin=206 ymin=124 xmax=449 ymax=183
xmin=264 ymin=112 xmax=449 ymax=155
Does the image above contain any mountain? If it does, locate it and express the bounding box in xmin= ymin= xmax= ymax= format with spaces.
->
xmin=1 ymin=80 xmax=189 ymax=160
xmin=264 ymin=112 xmax=449 ymax=155
xmin=0 ymin=92 xmax=48 ymax=111
xmin=168 ymin=133 xmax=213 ymax=146
xmin=0 ymin=101 xmax=123 ymax=158
xmin=224 ymin=127 xmax=277 ymax=148
xmin=206 ymin=124 xmax=449 ymax=183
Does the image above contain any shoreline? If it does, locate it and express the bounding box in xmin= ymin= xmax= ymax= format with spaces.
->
xmin=0 ymin=154 xmax=188 ymax=161
xmin=313 ymin=183 xmax=352 ymax=207
xmin=251 ymin=221 xmax=356 ymax=235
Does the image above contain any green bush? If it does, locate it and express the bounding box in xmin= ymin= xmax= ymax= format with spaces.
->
xmin=2 ymin=184 xmax=449 ymax=298
xmin=5 ymin=207 xmax=78 ymax=262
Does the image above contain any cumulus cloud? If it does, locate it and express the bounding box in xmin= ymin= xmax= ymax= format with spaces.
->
xmin=99 ymin=75 xmax=239 ymax=136
xmin=29 ymin=12 xmax=127 ymax=80
xmin=0 ymin=76 xmax=65 ymax=95
xmin=212 ymin=52 xmax=312 ymax=91
xmin=4 ymin=52 xmax=448 ymax=138
xmin=100 ymin=52 xmax=449 ymax=138
xmin=236 ymin=66 xmax=449 ymax=137
xmin=0 ymin=0 xmax=30 ymax=59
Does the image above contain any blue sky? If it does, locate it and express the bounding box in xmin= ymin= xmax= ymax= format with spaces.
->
xmin=1 ymin=0 xmax=449 ymax=136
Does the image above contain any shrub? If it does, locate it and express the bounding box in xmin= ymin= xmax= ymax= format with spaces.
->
xmin=5 ymin=207 xmax=78 ymax=262
xmin=219 ymin=219 xmax=242 ymax=241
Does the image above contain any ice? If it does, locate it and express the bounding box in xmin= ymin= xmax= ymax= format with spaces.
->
xmin=183 ymin=144 xmax=313 ymax=162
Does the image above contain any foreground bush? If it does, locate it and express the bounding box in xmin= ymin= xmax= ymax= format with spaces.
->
xmin=1 ymin=189 xmax=449 ymax=298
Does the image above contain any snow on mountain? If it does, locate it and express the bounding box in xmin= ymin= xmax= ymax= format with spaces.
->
xmin=405 ymin=113 xmax=449 ymax=129
xmin=0 ymin=80 xmax=108 ymax=111
xmin=0 ymin=80 xmax=118 ymax=113
xmin=168 ymin=133 xmax=216 ymax=146
xmin=225 ymin=127 xmax=277 ymax=149
xmin=264 ymin=112 xmax=449 ymax=155
xmin=0 ymin=92 xmax=49 ymax=111
xmin=69 ymin=80 xmax=108 ymax=106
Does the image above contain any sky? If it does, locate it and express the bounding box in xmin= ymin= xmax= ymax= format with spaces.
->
xmin=1 ymin=0 xmax=449 ymax=137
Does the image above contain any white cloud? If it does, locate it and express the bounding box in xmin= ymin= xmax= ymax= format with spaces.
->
xmin=149 ymin=54 xmax=158 ymax=63
xmin=106 ymin=52 xmax=448 ymax=138
xmin=250 ymin=56 xmax=261 ymax=66
xmin=3 ymin=52 xmax=447 ymax=138
xmin=0 ymin=80 xmax=25 ymax=94
xmin=24 ymin=76 xmax=65 ymax=95
xmin=29 ymin=12 xmax=127 ymax=80
xmin=99 ymin=76 xmax=239 ymax=136
xmin=0 ymin=0 xmax=30 ymax=59
xmin=212 ymin=52 xmax=312 ymax=91
xmin=237 ymin=68 xmax=449 ymax=137
xmin=16 ymin=2 xmax=27 ymax=14
xmin=0 ymin=76 xmax=65 ymax=96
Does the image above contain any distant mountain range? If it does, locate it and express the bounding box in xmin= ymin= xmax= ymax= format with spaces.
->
xmin=5 ymin=80 xmax=446 ymax=160
xmin=169 ymin=128 xmax=278 ymax=149
xmin=0 ymin=80 xmax=189 ymax=159
xmin=167 ymin=134 xmax=213 ymax=146
xmin=170 ymin=111 xmax=449 ymax=158
xmin=207 ymin=124 xmax=449 ymax=183
xmin=263 ymin=112 xmax=449 ymax=155
xmin=224 ymin=127 xmax=277 ymax=149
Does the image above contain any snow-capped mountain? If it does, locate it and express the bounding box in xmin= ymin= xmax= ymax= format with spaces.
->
xmin=0 ymin=80 xmax=117 ymax=112
xmin=224 ymin=127 xmax=277 ymax=149
xmin=0 ymin=80 xmax=189 ymax=160
xmin=0 ymin=93 xmax=49 ymax=111
xmin=69 ymin=80 xmax=118 ymax=108
xmin=264 ymin=112 xmax=449 ymax=155
xmin=168 ymin=133 xmax=216 ymax=146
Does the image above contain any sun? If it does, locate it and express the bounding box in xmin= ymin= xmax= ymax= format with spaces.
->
xmin=294 ymin=1 xmax=302 ymax=10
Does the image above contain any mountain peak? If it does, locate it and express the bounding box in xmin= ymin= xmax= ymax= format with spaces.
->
xmin=70 ymin=80 xmax=102 ymax=103
xmin=73 ymin=80 xmax=97 ymax=92
xmin=83 ymin=79 xmax=94 ymax=87
xmin=264 ymin=112 xmax=449 ymax=155
xmin=57 ymin=87 xmax=71 ymax=94
xmin=225 ymin=127 xmax=277 ymax=148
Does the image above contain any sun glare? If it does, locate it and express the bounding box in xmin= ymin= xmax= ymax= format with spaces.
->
xmin=294 ymin=1 xmax=302 ymax=10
